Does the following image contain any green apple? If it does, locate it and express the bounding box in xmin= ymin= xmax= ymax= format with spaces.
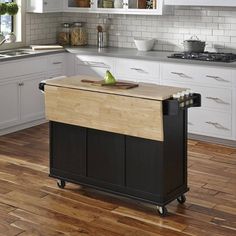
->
xmin=104 ymin=70 xmax=116 ymax=85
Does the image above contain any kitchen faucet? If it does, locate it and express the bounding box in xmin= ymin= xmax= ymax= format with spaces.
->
xmin=0 ymin=38 xmax=6 ymax=46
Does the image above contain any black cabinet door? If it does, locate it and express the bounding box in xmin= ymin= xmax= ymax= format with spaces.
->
xmin=50 ymin=122 xmax=86 ymax=177
xmin=126 ymin=137 xmax=163 ymax=195
xmin=87 ymin=129 xmax=125 ymax=186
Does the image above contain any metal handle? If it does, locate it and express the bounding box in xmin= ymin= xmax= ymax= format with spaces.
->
xmin=91 ymin=0 xmax=94 ymax=5
xmin=43 ymin=1 xmax=48 ymax=5
xmin=206 ymin=96 xmax=229 ymax=105
xmin=171 ymin=72 xmax=192 ymax=79
xmin=188 ymin=122 xmax=194 ymax=126
xmin=130 ymin=68 xmax=148 ymax=74
xmin=53 ymin=62 xmax=62 ymax=65
xmin=206 ymin=75 xmax=229 ymax=83
xmin=206 ymin=121 xmax=229 ymax=130
xmin=123 ymin=3 xmax=128 ymax=6
xmin=18 ymin=82 xmax=24 ymax=86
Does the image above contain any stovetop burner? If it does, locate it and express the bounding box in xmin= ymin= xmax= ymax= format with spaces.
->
xmin=168 ymin=52 xmax=236 ymax=63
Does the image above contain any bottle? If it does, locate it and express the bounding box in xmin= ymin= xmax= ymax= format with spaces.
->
xmin=58 ymin=23 xmax=70 ymax=46
xmin=71 ymin=22 xmax=88 ymax=46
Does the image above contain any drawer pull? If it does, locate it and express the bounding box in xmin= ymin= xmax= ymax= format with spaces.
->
xmin=130 ymin=68 xmax=148 ymax=74
xmin=53 ymin=62 xmax=62 ymax=65
xmin=205 ymin=97 xmax=230 ymax=105
xmin=206 ymin=121 xmax=229 ymax=130
xmin=206 ymin=75 xmax=229 ymax=83
xmin=171 ymin=72 xmax=192 ymax=79
xmin=188 ymin=122 xmax=194 ymax=126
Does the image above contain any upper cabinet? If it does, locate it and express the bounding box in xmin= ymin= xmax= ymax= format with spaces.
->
xmin=27 ymin=0 xmax=63 ymax=13
xmin=64 ymin=0 xmax=165 ymax=15
xmin=165 ymin=0 xmax=236 ymax=7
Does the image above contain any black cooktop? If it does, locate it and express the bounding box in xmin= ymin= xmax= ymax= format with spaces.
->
xmin=168 ymin=52 xmax=236 ymax=63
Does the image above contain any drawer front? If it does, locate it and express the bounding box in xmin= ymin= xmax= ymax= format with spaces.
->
xmin=161 ymin=63 xmax=232 ymax=87
xmin=75 ymin=55 xmax=114 ymax=68
xmin=0 ymin=58 xmax=47 ymax=79
xmin=76 ymin=65 xmax=110 ymax=78
xmin=161 ymin=80 xmax=232 ymax=113
xmin=47 ymin=54 xmax=65 ymax=71
xmin=45 ymin=85 xmax=164 ymax=141
xmin=116 ymin=58 xmax=159 ymax=81
xmin=189 ymin=109 xmax=232 ymax=139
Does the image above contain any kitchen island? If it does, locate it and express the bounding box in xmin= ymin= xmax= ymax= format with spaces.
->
xmin=40 ymin=76 xmax=201 ymax=216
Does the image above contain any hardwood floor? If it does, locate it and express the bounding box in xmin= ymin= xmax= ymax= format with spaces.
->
xmin=0 ymin=123 xmax=235 ymax=236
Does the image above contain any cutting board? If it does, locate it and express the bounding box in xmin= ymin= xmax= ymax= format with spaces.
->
xmin=81 ymin=79 xmax=139 ymax=89
xmin=31 ymin=45 xmax=63 ymax=50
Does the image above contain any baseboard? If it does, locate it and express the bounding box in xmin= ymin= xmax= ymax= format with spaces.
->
xmin=0 ymin=119 xmax=47 ymax=136
xmin=189 ymin=133 xmax=236 ymax=147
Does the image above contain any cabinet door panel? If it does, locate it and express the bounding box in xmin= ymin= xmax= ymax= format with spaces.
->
xmin=51 ymin=122 xmax=87 ymax=176
xmin=0 ymin=81 xmax=19 ymax=128
xmin=126 ymin=137 xmax=163 ymax=194
xmin=20 ymin=74 xmax=46 ymax=121
xmin=87 ymin=129 xmax=125 ymax=186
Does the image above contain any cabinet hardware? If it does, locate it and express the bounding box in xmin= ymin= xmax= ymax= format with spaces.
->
xmin=171 ymin=72 xmax=192 ymax=79
xmin=18 ymin=82 xmax=24 ymax=86
xmin=206 ymin=75 xmax=229 ymax=83
xmin=188 ymin=122 xmax=194 ymax=126
xmin=205 ymin=96 xmax=229 ymax=105
xmin=206 ymin=121 xmax=229 ymax=130
xmin=53 ymin=62 xmax=62 ymax=65
xmin=130 ymin=68 xmax=147 ymax=73
xmin=43 ymin=1 xmax=48 ymax=5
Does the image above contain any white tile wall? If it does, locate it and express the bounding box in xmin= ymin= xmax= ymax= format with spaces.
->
xmin=26 ymin=6 xmax=236 ymax=52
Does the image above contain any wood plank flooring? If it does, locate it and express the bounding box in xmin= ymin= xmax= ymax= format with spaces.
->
xmin=0 ymin=123 xmax=235 ymax=236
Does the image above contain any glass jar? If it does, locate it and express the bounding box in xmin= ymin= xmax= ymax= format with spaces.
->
xmin=70 ymin=22 xmax=88 ymax=46
xmin=58 ymin=23 xmax=70 ymax=46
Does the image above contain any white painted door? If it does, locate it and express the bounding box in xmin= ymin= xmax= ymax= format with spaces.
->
xmin=20 ymin=74 xmax=46 ymax=122
xmin=0 ymin=80 xmax=19 ymax=128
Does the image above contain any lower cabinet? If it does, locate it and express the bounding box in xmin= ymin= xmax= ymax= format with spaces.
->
xmin=0 ymin=73 xmax=46 ymax=130
xmin=87 ymin=129 xmax=125 ymax=186
xmin=0 ymin=80 xmax=19 ymax=128
xmin=50 ymin=122 xmax=86 ymax=178
xmin=49 ymin=120 xmax=188 ymax=207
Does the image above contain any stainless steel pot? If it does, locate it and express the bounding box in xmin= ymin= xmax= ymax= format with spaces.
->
xmin=183 ymin=36 xmax=206 ymax=53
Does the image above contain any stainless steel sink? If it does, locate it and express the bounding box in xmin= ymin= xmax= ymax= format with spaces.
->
xmin=0 ymin=50 xmax=31 ymax=56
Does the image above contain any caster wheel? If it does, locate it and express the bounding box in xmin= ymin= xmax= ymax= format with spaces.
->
xmin=157 ymin=206 xmax=168 ymax=217
xmin=57 ymin=180 xmax=66 ymax=189
xmin=177 ymin=195 xmax=186 ymax=204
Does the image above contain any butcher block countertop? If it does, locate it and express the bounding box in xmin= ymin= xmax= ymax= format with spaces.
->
xmin=45 ymin=75 xmax=186 ymax=101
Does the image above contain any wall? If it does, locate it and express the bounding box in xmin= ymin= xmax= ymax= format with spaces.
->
xmin=25 ymin=13 xmax=61 ymax=45
xmin=26 ymin=6 xmax=236 ymax=53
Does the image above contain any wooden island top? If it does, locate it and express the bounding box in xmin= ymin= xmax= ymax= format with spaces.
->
xmin=45 ymin=75 xmax=186 ymax=101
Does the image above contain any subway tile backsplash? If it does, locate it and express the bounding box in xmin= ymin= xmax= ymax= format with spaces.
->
xmin=26 ymin=6 xmax=236 ymax=53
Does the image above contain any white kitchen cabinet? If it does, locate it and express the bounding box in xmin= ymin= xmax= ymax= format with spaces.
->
xmin=165 ymin=0 xmax=236 ymax=7
xmin=63 ymin=0 xmax=165 ymax=15
xmin=20 ymin=74 xmax=46 ymax=122
xmin=160 ymin=62 xmax=236 ymax=141
xmin=75 ymin=55 xmax=115 ymax=78
xmin=27 ymin=0 xmax=63 ymax=13
xmin=0 ymin=80 xmax=19 ymax=128
xmin=0 ymin=53 xmax=66 ymax=133
xmin=115 ymin=58 xmax=160 ymax=84
xmin=0 ymin=73 xmax=46 ymax=130
xmin=46 ymin=53 xmax=66 ymax=79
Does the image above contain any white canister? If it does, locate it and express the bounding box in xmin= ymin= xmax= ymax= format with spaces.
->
xmin=114 ymin=0 xmax=123 ymax=8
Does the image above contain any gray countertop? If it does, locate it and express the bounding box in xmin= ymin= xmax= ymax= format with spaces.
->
xmin=0 ymin=45 xmax=236 ymax=69
xmin=66 ymin=45 xmax=236 ymax=69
